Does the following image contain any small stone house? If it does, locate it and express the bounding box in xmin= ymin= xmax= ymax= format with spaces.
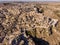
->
xmin=49 ymin=18 xmax=58 ymax=27
xmin=51 ymin=19 xmax=58 ymax=27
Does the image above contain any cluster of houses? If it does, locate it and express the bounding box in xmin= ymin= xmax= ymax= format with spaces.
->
xmin=33 ymin=6 xmax=58 ymax=28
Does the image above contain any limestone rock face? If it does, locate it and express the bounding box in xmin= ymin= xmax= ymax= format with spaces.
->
xmin=0 ymin=2 xmax=60 ymax=45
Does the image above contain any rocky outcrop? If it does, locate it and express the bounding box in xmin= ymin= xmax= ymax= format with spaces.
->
xmin=0 ymin=2 xmax=60 ymax=45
